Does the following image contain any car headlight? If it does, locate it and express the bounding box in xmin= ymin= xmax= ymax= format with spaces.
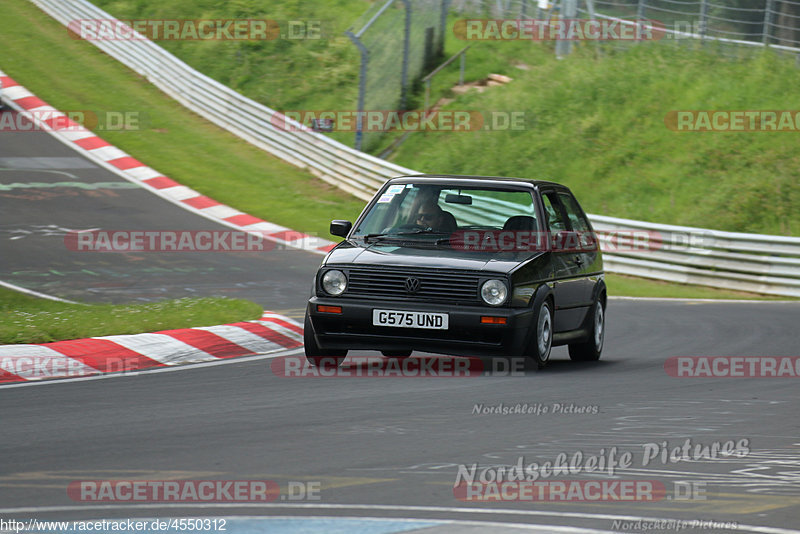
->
xmin=480 ymin=279 xmax=508 ymax=306
xmin=321 ymin=269 xmax=347 ymax=296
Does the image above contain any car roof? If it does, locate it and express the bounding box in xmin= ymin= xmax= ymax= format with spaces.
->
xmin=388 ymin=174 xmax=569 ymax=191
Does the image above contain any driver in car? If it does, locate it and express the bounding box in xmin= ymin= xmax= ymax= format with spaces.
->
xmin=415 ymin=202 xmax=446 ymax=231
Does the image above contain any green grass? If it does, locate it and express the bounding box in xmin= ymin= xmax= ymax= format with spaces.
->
xmin=605 ymin=274 xmax=790 ymax=300
xmin=0 ymin=288 xmax=262 ymax=344
xmin=0 ymin=0 xmax=365 ymax=239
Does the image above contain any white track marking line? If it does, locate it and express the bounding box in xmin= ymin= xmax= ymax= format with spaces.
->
xmin=0 ymin=279 xmax=79 ymax=304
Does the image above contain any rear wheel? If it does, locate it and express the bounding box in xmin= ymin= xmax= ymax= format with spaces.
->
xmin=304 ymin=311 xmax=346 ymax=368
xmin=527 ymin=299 xmax=553 ymax=369
xmin=568 ymin=299 xmax=604 ymax=362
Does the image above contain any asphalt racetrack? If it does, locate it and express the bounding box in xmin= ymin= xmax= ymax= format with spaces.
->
xmin=1 ymin=109 xmax=799 ymax=533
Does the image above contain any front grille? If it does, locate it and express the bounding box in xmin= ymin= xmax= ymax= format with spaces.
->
xmin=343 ymin=266 xmax=482 ymax=303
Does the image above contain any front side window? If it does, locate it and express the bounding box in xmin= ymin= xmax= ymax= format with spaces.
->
xmin=542 ymin=193 xmax=567 ymax=232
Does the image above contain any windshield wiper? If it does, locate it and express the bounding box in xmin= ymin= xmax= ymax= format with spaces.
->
xmin=360 ymin=233 xmax=394 ymax=243
xmin=359 ymin=229 xmax=448 ymax=243
xmin=395 ymin=229 xmax=448 ymax=236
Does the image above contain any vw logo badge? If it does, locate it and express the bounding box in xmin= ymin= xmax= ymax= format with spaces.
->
xmin=404 ymin=277 xmax=420 ymax=293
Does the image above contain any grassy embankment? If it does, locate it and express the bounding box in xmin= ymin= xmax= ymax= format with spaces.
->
xmin=0 ymin=288 xmax=262 ymax=344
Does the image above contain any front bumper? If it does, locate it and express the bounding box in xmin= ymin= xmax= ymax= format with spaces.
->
xmin=307 ymin=296 xmax=534 ymax=357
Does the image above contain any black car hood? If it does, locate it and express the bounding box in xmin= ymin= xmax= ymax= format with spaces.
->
xmin=324 ymin=241 xmax=544 ymax=274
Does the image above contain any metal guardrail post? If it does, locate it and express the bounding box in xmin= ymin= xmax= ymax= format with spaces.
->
xmin=636 ymin=0 xmax=646 ymax=21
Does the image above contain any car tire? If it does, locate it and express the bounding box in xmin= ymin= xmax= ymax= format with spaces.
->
xmin=304 ymin=311 xmax=347 ymax=368
xmin=527 ymin=299 xmax=553 ymax=369
xmin=381 ymin=350 xmax=412 ymax=358
xmin=568 ymin=299 xmax=604 ymax=362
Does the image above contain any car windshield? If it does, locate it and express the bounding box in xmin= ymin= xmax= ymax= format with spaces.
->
xmin=352 ymin=183 xmax=539 ymax=240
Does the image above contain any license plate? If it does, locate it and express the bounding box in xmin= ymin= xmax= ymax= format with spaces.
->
xmin=372 ymin=309 xmax=449 ymax=330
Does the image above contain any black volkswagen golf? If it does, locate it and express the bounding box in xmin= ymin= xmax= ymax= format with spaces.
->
xmin=304 ymin=175 xmax=606 ymax=369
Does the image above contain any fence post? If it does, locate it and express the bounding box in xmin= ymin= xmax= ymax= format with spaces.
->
xmin=400 ymin=0 xmax=411 ymax=110
xmin=439 ymin=0 xmax=451 ymax=55
xmin=763 ymin=0 xmax=774 ymax=47
xmin=585 ymin=0 xmax=596 ymax=20
xmin=636 ymin=0 xmax=646 ymax=21
xmin=698 ymin=0 xmax=708 ymax=43
xmin=345 ymin=31 xmax=368 ymax=151
xmin=556 ymin=0 xmax=578 ymax=58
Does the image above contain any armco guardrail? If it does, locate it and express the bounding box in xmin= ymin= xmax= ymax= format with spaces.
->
xmin=29 ymin=0 xmax=800 ymax=297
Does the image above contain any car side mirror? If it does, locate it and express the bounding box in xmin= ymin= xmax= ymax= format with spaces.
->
xmin=330 ymin=220 xmax=352 ymax=238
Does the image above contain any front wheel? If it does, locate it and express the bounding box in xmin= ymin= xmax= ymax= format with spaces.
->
xmin=304 ymin=311 xmax=347 ymax=368
xmin=526 ymin=299 xmax=553 ymax=369
xmin=568 ymin=299 xmax=604 ymax=362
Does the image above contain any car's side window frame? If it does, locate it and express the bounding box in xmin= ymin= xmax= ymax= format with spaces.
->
xmin=540 ymin=190 xmax=570 ymax=233
xmin=557 ymin=192 xmax=592 ymax=233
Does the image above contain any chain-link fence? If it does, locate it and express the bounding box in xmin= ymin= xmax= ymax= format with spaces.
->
xmin=345 ymin=0 xmax=800 ymax=153
xmin=587 ymin=1 xmax=800 ymax=49
xmin=346 ymin=0 xmax=448 ymax=151
xmin=452 ymin=1 xmax=800 ymax=53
